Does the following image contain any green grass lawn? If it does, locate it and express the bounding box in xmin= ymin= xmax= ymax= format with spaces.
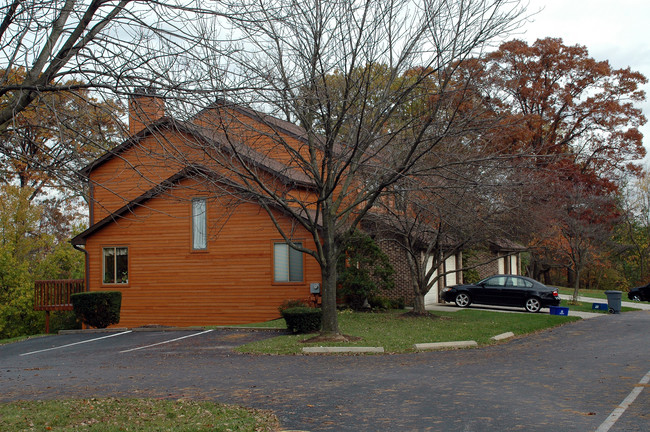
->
xmin=0 ymin=398 xmax=279 ymax=432
xmin=0 ymin=334 xmax=49 ymax=346
xmin=236 ymin=309 xmax=580 ymax=355
xmin=559 ymin=299 xmax=636 ymax=314
xmin=556 ymin=287 xmax=625 ymax=300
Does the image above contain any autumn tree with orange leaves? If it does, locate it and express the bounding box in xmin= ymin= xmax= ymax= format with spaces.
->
xmin=0 ymin=68 xmax=124 ymax=200
xmin=475 ymin=38 xmax=647 ymax=291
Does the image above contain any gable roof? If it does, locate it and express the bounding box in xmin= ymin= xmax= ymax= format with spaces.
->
xmin=72 ymin=164 xmax=320 ymax=246
xmin=79 ymin=115 xmax=315 ymax=189
xmin=71 ymin=166 xmax=203 ymax=245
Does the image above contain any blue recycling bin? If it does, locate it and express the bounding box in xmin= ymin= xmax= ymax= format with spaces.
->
xmin=549 ymin=306 xmax=569 ymax=316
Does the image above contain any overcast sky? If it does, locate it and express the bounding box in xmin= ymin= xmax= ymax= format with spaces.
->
xmin=513 ymin=0 xmax=650 ymax=163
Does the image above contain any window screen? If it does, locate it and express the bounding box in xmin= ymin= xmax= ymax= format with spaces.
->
xmin=192 ymin=198 xmax=207 ymax=250
xmin=274 ymin=242 xmax=303 ymax=282
xmin=103 ymin=247 xmax=128 ymax=284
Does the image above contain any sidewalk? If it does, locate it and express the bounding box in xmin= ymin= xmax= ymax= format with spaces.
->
xmin=558 ymin=294 xmax=650 ymax=311
xmin=426 ymin=302 xmax=603 ymax=319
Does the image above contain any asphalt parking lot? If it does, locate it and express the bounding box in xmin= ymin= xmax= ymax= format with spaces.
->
xmin=2 ymin=327 xmax=279 ymax=362
xmin=1 ymin=313 xmax=649 ymax=431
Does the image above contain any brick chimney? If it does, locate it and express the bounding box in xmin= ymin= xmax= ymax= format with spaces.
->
xmin=128 ymin=88 xmax=165 ymax=135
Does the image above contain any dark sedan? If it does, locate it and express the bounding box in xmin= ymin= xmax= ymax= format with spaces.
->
xmin=628 ymin=283 xmax=650 ymax=301
xmin=441 ymin=275 xmax=560 ymax=313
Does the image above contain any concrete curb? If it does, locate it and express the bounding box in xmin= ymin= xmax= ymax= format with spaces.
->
xmin=302 ymin=346 xmax=385 ymax=354
xmin=414 ymin=340 xmax=477 ymax=350
xmin=58 ymin=326 xmax=286 ymax=335
xmin=490 ymin=331 xmax=515 ymax=341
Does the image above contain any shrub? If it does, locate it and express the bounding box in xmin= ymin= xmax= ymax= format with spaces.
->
xmin=50 ymin=311 xmax=82 ymax=332
xmin=281 ymin=307 xmax=322 ymax=334
xmin=463 ymin=268 xmax=481 ymax=285
xmin=278 ymin=298 xmax=309 ymax=314
xmin=392 ymin=297 xmax=406 ymax=310
xmin=337 ymin=231 xmax=395 ymax=310
xmin=71 ymin=291 xmax=122 ymax=329
xmin=368 ymin=295 xmax=392 ymax=311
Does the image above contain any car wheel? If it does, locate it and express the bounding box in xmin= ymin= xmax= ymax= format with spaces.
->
xmin=524 ymin=297 xmax=541 ymax=313
xmin=631 ymin=295 xmax=641 ymax=302
xmin=454 ymin=293 xmax=471 ymax=308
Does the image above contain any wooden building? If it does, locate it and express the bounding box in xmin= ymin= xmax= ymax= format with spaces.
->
xmin=71 ymin=94 xmax=322 ymax=327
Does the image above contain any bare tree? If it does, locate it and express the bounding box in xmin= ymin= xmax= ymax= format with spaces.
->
xmin=0 ymin=0 xmax=232 ymax=196
xmin=368 ymin=143 xmax=521 ymax=314
xmin=617 ymin=170 xmax=650 ymax=285
xmin=4 ymin=1 xmax=525 ymax=335
xmin=186 ymin=0 xmax=527 ymax=335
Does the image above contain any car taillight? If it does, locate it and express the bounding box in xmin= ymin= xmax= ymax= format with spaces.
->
xmin=552 ymin=290 xmax=558 ymax=297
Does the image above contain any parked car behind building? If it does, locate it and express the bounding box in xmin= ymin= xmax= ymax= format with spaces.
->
xmin=628 ymin=283 xmax=650 ymax=302
xmin=441 ymin=275 xmax=560 ymax=313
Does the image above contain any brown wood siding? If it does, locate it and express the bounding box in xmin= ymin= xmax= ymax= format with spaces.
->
xmin=85 ymin=178 xmax=321 ymax=327
xmin=89 ymin=132 xmax=188 ymax=223
xmin=89 ymin=128 xmax=318 ymax=224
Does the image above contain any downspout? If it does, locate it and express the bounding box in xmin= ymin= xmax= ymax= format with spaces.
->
xmin=73 ymin=173 xmax=92 ymax=292
xmin=72 ymin=243 xmax=90 ymax=292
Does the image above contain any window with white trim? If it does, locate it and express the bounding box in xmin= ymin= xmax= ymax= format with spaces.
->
xmin=274 ymin=242 xmax=303 ymax=282
xmin=103 ymin=247 xmax=128 ymax=284
xmin=192 ymin=198 xmax=207 ymax=250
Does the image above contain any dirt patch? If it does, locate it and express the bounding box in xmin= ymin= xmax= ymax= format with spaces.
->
xmin=301 ymin=334 xmax=362 ymax=343
xmin=398 ymin=310 xmax=452 ymax=320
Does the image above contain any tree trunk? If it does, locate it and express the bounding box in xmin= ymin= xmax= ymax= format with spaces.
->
xmin=542 ymin=268 xmax=551 ymax=285
xmin=567 ymin=268 xmax=575 ymax=289
xmin=572 ymin=268 xmax=581 ymax=303
xmin=412 ymin=287 xmax=426 ymax=314
xmin=319 ymin=215 xmax=340 ymax=335
xmin=320 ymin=259 xmax=340 ymax=335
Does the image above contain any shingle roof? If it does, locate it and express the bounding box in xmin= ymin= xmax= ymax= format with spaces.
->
xmin=79 ymin=116 xmax=314 ymax=188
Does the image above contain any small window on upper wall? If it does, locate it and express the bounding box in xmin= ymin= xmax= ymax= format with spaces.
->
xmin=274 ymin=242 xmax=303 ymax=282
xmin=103 ymin=247 xmax=128 ymax=284
xmin=192 ymin=198 xmax=207 ymax=250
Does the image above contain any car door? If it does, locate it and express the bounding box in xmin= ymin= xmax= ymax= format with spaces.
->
xmin=501 ymin=276 xmax=529 ymax=306
xmin=478 ymin=276 xmax=508 ymax=305
xmin=640 ymin=284 xmax=650 ymax=301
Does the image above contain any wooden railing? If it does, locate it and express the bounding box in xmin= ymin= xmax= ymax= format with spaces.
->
xmin=34 ymin=279 xmax=85 ymax=333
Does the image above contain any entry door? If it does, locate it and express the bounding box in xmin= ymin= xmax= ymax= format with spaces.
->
xmin=424 ymin=257 xmax=438 ymax=305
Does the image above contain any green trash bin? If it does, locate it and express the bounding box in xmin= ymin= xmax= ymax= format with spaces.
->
xmin=604 ymin=290 xmax=622 ymax=314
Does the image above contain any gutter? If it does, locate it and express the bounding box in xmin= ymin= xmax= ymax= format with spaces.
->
xmin=72 ymin=243 xmax=90 ymax=292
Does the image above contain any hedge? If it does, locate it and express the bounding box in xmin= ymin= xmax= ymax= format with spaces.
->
xmin=71 ymin=291 xmax=122 ymax=329
xmin=281 ymin=307 xmax=322 ymax=334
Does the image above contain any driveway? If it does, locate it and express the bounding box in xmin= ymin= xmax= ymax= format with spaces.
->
xmin=427 ymin=301 xmax=603 ymax=318
xmin=1 ymin=312 xmax=648 ymax=431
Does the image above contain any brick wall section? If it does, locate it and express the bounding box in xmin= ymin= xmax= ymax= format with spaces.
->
xmin=467 ymin=247 xmax=501 ymax=280
xmin=465 ymin=247 xmax=521 ymax=280
xmin=368 ymin=231 xmax=522 ymax=306
xmin=375 ymin=238 xmax=417 ymax=306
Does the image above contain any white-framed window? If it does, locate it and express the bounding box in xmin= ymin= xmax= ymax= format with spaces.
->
xmin=273 ymin=242 xmax=303 ymax=282
xmin=192 ymin=198 xmax=207 ymax=250
xmin=103 ymin=247 xmax=128 ymax=284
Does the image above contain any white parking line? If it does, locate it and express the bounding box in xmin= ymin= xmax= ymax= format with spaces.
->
xmin=595 ymin=369 xmax=650 ymax=432
xmin=119 ymin=329 xmax=214 ymax=353
xmin=20 ymin=331 xmax=133 ymax=356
